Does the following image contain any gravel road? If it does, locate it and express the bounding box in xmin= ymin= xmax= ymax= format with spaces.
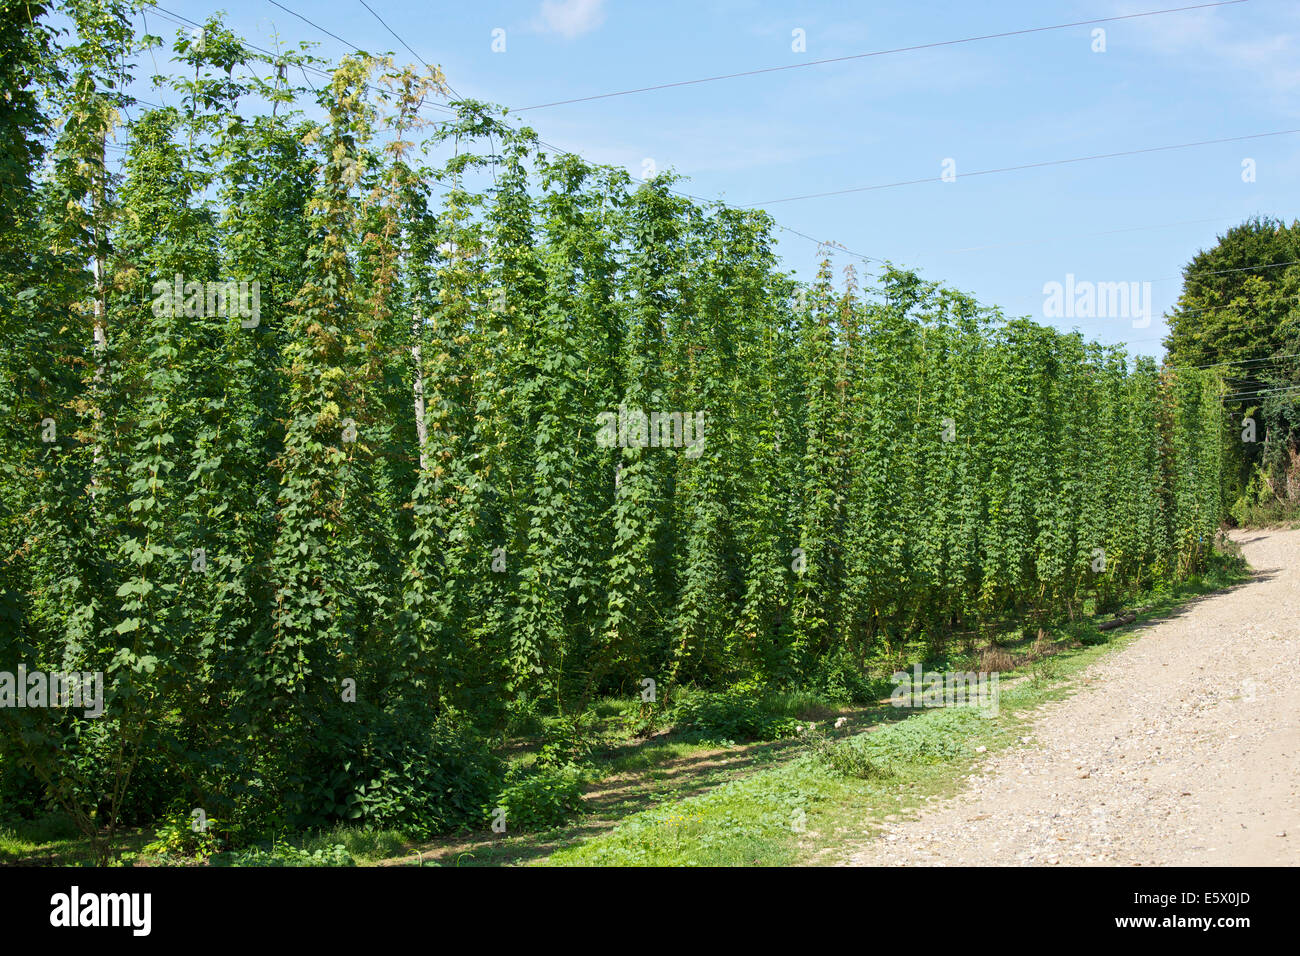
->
xmin=845 ymin=528 xmax=1300 ymax=866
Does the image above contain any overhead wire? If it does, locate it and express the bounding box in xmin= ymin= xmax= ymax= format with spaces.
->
xmin=514 ymin=1 xmax=1249 ymax=111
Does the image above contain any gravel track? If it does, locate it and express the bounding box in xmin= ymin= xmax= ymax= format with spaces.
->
xmin=845 ymin=529 xmax=1300 ymax=867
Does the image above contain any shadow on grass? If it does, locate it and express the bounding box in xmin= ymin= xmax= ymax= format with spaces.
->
xmin=0 ymin=827 xmax=149 ymax=867
xmin=381 ymin=697 xmax=933 ymax=868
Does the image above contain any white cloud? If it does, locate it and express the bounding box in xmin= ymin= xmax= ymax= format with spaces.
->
xmin=533 ymin=0 xmax=606 ymax=40
xmin=1119 ymin=1 xmax=1300 ymax=100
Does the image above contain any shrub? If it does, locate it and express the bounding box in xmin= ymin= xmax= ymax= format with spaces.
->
xmin=142 ymin=806 xmax=236 ymax=862
xmin=505 ymin=696 xmax=546 ymax=737
xmin=490 ymin=764 xmax=586 ymax=831
xmin=323 ymin=710 xmax=503 ymax=839
xmin=0 ymin=755 xmax=45 ymax=823
xmin=669 ymin=686 xmax=798 ymax=743
xmin=534 ymin=711 xmax=597 ymax=771
xmin=303 ymin=826 xmax=407 ymax=862
xmin=841 ymin=708 xmax=977 ymax=768
xmin=803 ymin=725 xmax=890 ymax=779
xmin=1028 ymin=657 xmax=1059 ymax=687
xmin=809 ymin=646 xmax=879 ymax=704
xmin=223 ymin=841 xmax=355 ymax=867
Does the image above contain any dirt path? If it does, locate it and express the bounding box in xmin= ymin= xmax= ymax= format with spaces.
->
xmin=844 ymin=529 xmax=1300 ymax=866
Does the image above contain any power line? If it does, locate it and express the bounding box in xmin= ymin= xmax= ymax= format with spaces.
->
xmin=1165 ymin=258 xmax=1300 ymax=284
xmin=1225 ymin=376 xmax=1300 ymax=393
xmin=944 ymin=252 xmax=1300 ymax=320
xmin=1224 ymin=384 xmax=1300 ymax=400
xmin=244 ymin=1 xmax=1286 ymax=279
xmin=76 ymin=3 xmax=1296 ymax=368
xmin=146 ymin=3 xmax=320 ymax=78
xmin=745 ymin=128 xmax=1300 ymax=207
xmin=143 ymin=2 xmax=456 ymax=117
xmin=267 ymin=0 xmax=360 ymax=55
xmin=261 ymin=0 xmax=883 ymax=268
xmin=136 ymin=4 xmax=312 ymax=109
xmin=357 ymin=0 xmax=415 ymax=60
xmin=929 ymin=256 xmax=1300 ymax=329
xmin=1168 ymin=300 xmax=1290 ymax=322
xmin=775 ymin=228 xmax=885 ymax=265
xmin=356 ymin=0 xmax=464 ymax=99
xmin=339 ymin=4 xmax=1248 ymax=279
xmin=1177 ymin=350 xmax=1300 ymax=371
xmin=514 ymin=1 xmax=1249 ymax=111
xmin=140 ymin=7 xmax=171 ymax=109
xmin=141 ymin=2 xmax=1286 ymax=284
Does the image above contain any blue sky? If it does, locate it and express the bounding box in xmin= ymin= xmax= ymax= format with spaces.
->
xmin=134 ymin=0 xmax=1300 ymax=357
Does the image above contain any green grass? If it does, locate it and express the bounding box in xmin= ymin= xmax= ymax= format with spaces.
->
xmin=541 ymin=643 xmax=1101 ymax=866
xmin=0 ymin=813 xmax=85 ymax=864
xmin=0 ymin=814 xmax=152 ymax=866
xmin=600 ymin=741 xmax=714 ymax=775
xmin=0 ymin=816 xmax=409 ymax=868
xmin=544 ymin=553 xmax=1250 ymax=867
xmin=300 ymin=826 xmax=408 ymax=862
xmin=543 ymin=696 xmax=1009 ymax=866
xmin=207 ymin=825 xmax=412 ymax=867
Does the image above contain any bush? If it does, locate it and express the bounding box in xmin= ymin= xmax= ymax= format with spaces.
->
xmin=223 ymin=841 xmax=355 ymax=867
xmin=813 ymin=739 xmax=890 ymax=779
xmin=142 ymin=806 xmax=236 ymax=862
xmin=303 ymin=826 xmax=407 ymax=862
xmin=669 ymin=684 xmax=799 ymax=743
xmin=798 ymin=722 xmax=889 ymax=779
xmin=534 ymin=711 xmax=597 ymax=771
xmin=0 ymin=755 xmax=46 ymax=822
xmin=341 ymin=711 xmax=504 ymax=838
xmin=1228 ymin=464 xmax=1300 ymax=527
xmin=490 ymin=764 xmax=585 ymax=831
xmin=6 ymin=714 xmax=180 ymax=829
xmin=1028 ymin=657 xmax=1059 ymax=687
xmin=850 ymin=708 xmax=975 ymax=765
xmin=809 ymin=645 xmax=878 ymax=704
xmin=505 ymin=695 xmax=546 ymax=738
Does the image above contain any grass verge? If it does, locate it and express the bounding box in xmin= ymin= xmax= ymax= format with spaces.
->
xmin=543 ymin=553 xmax=1249 ymax=866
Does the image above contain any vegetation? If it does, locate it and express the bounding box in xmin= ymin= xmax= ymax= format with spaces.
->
xmin=1162 ymin=217 xmax=1300 ymax=523
xmin=547 ymin=546 xmax=1248 ymax=868
xmin=0 ymin=2 xmax=1231 ymax=863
